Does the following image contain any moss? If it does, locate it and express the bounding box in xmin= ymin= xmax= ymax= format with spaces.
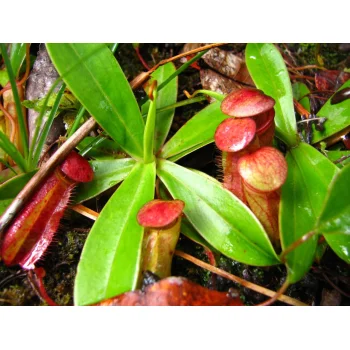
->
xmin=0 ymin=223 xmax=90 ymax=306
xmin=283 ymin=44 xmax=348 ymax=70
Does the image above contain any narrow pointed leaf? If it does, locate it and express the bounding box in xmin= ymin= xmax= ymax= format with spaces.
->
xmin=316 ymin=163 xmax=350 ymax=263
xmin=10 ymin=43 xmax=26 ymax=79
xmin=312 ymin=80 xmax=350 ymax=144
xmin=159 ymin=180 xmax=218 ymax=252
xmin=46 ymin=43 xmax=144 ymax=160
xmin=159 ymin=101 xmax=228 ymax=160
xmin=168 ymin=140 xmax=214 ymax=163
xmin=74 ymin=162 xmax=156 ymax=305
xmin=74 ymin=158 xmax=136 ymax=203
xmin=143 ymin=85 xmax=158 ymax=163
xmin=245 ymin=43 xmax=298 ymax=147
xmin=141 ymin=63 xmax=178 ymax=152
xmin=0 ymin=131 xmax=28 ymax=172
xmin=0 ymin=171 xmax=36 ymax=215
xmin=280 ymin=143 xmax=339 ymax=283
xmin=157 ymin=160 xmax=280 ymax=266
xmin=76 ymin=136 xmax=122 ymax=159
xmin=181 ymin=218 xmax=219 ymax=254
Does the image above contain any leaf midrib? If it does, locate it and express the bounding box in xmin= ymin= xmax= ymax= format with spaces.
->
xmin=100 ymin=164 xmax=147 ymax=298
xmin=66 ymin=44 xmax=144 ymax=157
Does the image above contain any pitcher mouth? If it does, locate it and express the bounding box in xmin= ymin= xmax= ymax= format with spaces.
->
xmin=254 ymin=109 xmax=275 ymax=136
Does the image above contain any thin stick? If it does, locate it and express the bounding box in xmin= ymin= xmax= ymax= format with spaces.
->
xmin=289 ymin=65 xmax=327 ymax=71
xmin=174 ymin=250 xmax=308 ymax=306
xmin=314 ymin=124 xmax=350 ymax=148
xmin=72 ymin=204 xmax=99 ymax=221
xmin=256 ymin=280 xmax=290 ymax=306
xmin=297 ymin=118 xmax=325 ymax=124
xmin=333 ymin=154 xmax=350 ymax=165
xmin=130 ymin=43 xmax=226 ymax=89
xmin=0 ymin=118 xmax=96 ymax=239
xmin=153 ymin=43 xmax=226 ymax=72
xmin=322 ymin=271 xmax=350 ymax=298
xmin=290 ymin=74 xmax=315 ymax=81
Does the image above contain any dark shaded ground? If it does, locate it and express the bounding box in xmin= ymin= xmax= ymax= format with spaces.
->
xmin=0 ymin=43 xmax=349 ymax=306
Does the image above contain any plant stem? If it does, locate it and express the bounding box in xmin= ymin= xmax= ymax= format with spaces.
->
xmin=143 ymin=82 xmax=157 ymax=163
xmin=32 ymin=83 xmax=66 ymax=167
xmin=184 ymin=89 xmax=225 ymax=102
xmin=28 ymin=78 xmax=62 ymax=165
xmin=0 ymin=44 xmax=29 ymax=159
xmin=280 ymin=231 xmax=318 ymax=263
xmin=68 ymin=105 xmax=86 ymax=138
xmin=0 ymin=131 xmax=28 ymax=172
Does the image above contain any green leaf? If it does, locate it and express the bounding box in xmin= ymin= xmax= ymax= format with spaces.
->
xmin=0 ymin=44 xmax=29 ymax=159
xmin=76 ymin=136 xmax=122 ymax=159
xmin=0 ymin=131 xmax=28 ymax=172
xmin=0 ymin=44 xmax=26 ymax=86
xmin=312 ymin=80 xmax=350 ymax=144
xmin=157 ymin=160 xmax=280 ymax=266
xmin=245 ymin=43 xmax=298 ymax=147
xmin=0 ymin=70 xmax=9 ymax=86
xmin=22 ymin=91 xmax=79 ymax=112
xmin=280 ymin=143 xmax=339 ymax=283
xmin=316 ymin=163 xmax=350 ymax=263
xmin=159 ymin=101 xmax=227 ymax=160
xmin=74 ymin=158 xmax=136 ymax=203
xmin=9 ymin=43 xmax=26 ymax=79
xmin=159 ymin=179 xmax=218 ymax=253
xmin=46 ymin=43 xmax=144 ymax=160
xmin=167 ymin=141 xmax=213 ymax=163
xmin=74 ymin=161 xmax=156 ymax=305
xmin=292 ymin=82 xmax=311 ymax=112
xmin=181 ymin=217 xmax=218 ymax=254
xmin=32 ymin=83 xmax=66 ymax=167
xmin=143 ymin=85 xmax=157 ymax=163
xmin=0 ymin=171 xmax=36 ymax=215
xmin=314 ymin=240 xmax=328 ymax=264
xmin=141 ymin=63 xmax=178 ymax=152
xmin=324 ymin=150 xmax=350 ymax=168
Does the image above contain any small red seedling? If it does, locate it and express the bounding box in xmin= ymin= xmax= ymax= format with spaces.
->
xmin=0 ymin=150 xmax=93 ymax=305
xmin=137 ymin=199 xmax=185 ymax=279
